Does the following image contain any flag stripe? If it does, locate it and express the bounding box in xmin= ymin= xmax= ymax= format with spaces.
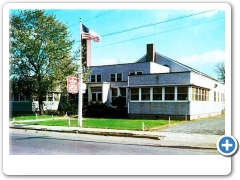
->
xmin=82 ymin=24 xmax=100 ymax=42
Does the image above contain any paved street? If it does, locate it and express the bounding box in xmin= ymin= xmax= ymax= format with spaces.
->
xmin=9 ymin=128 xmax=219 ymax=155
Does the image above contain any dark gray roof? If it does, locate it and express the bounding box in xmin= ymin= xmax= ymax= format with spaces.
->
xmin=135 ymin=52 xmax=220 ymax=82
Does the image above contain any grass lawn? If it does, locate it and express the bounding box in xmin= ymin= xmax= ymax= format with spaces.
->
xmin=11 ymin=115 xmax=183 ymax=131
xmin=82 ymin=118 xmax=182 ymax=131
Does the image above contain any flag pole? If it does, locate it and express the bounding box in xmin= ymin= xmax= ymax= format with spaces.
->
xmin=78 ymin=18 xmax=83 ymax=127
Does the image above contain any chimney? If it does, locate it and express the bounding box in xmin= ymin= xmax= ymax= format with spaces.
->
xmin=146 ymin=44 xmax=155 ymax=62
xmin=81 ymin=39 xmax=91 ymax=67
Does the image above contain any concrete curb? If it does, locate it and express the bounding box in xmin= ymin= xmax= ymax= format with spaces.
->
xmin=9 ymin=123 xmax=218 ymax=149
xmin=9 ymin=124 xmax=164 ymax=140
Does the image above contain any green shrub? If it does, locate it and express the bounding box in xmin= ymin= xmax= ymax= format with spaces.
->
xmin=57 ymin=95 xmax=78 ymax=116
xmin=85 ymin=101 xmax=127 ymax=118
xmin=111 ymin=96 xmax=126 ymax=109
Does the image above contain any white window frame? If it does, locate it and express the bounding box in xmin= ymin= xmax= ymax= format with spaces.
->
xmin=130 ymin=88 xmax=140 ymax=101
xmin=90 ymin=74 xmax=102 ymax=82
xmin=141 ymin=87 xmax=151 ymax=101
xmin=111 ymin=88 xmax=118 ymax=103
xmin=129 ymin=71 xmax=143 ymax=75
xmin=136 ymin=71 xmax=143 ymax=75
xmin=110 ymin=73 xmax=123 ymax=82
xmin=129 ymin=86 xmax=191 ymax=102
xmin=152 ymin=87 xmax=163 ymax=101
xmin=164 ymin=87 xmax=175 ymax=101
xmin=177 ymin=87 xmax=188 ymax=101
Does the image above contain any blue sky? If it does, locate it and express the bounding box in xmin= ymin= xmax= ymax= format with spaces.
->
xmin=10 ymin=3 xmax=228 ymax=79
xmin=52 ymin=7 xmax=226 ymax=79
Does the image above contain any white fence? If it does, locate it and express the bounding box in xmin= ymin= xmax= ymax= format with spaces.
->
xmin=11 ymin=115 xmax=73 ymax=127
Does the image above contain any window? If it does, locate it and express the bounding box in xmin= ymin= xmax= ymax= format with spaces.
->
xmin=32 ymin=95 xmax=38 ymax=101
xmin=91 ymin=87 xmax=102 ymax=102
xmin=214 ymin=91 xmax=216 ymax=102
xmin=110 ymin=74 xmax=115 ymax=81
xmin=112 ymin=88 xmax=118 ymax=102
xmin=97 ymin=93 xmax=102 ymax=101
xmin=141 ymin=88 xmax=150 ymax=100
xmin=129 ymin=71 xmax=143 ymax=75
xmin=192 ymin=86 xmax=209 ymax=101
xmin=111 ymin=88 xmax=127 ymax=105
xmin=153 ymin=87 xmax=162 ymax=100
xmin=120 ymin=88 xmax=127 ymax=106
xmin=54 ymin=93 xmax=60 ymax=101
xmin=206 ymin=90 xmax=209 ymax=101
xmin=202 ymin=89 xmax=205 ymax=101
xmin=192 ymin=87 xmax=195 ymax=101
xmin=199 ymin=89 xmax=202 ymax=101
xmin=195 ymin=88 xmax=199 ymax=101
xmin=120 ymin=88 xmax=126 ymax=97
xmin=165 ymin=87 xmax=175 ymax=100
xmin=97 ymin=75 xmax=101 ymax=82
xmin=91 ymin=75 xmax=95 ymax=82
xmin=110 ymin=73 xmax=122 ymax=82
xmin=47 ymin=93 xmax=53 ymax=101
xmin=117 ymin=73 xmax=122 ymax=81
xmin=221 ymin=93 xmax=225 ymax=102
xmin=92 ymin=93 xmax=97 ymax=101
xmin=90 ymin=74 xmax=102 ymax=82
xmin=177 ymin=87 xmax=188 ymax=100
xmin=131 ymin=88 xmax=139 ymax=100
xmin=92 ymin=92 xmax=102 ymax=101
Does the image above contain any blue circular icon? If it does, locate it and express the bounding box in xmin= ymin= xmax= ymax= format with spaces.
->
xmin=217 ymin=135 xmax=238 ymax=156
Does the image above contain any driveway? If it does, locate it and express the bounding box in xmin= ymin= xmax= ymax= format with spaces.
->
xmin=159 ymin=116 xmax=225 ymax=135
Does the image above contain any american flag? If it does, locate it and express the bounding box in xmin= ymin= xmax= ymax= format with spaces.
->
xmin=82 ymin=24 xmax=101 ymax=42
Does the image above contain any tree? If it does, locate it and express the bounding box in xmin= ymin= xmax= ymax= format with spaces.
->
xmin=10 ymin=10 xmax=82 ymax=115
xmin=214 ymin=61 xmax=225 ymax=84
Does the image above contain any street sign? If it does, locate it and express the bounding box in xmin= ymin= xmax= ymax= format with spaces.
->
xmin=67 ymin=76 xmax=78 ymax=94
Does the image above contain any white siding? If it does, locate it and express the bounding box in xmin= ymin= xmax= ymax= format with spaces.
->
xmin=150 ymin=62 xmax=170 ymax=73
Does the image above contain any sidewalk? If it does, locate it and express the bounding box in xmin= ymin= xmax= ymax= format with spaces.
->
xmin=9 ymin=123 xmax=220 ymax=149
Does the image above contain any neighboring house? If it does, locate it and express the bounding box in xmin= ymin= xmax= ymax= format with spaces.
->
xmin=87 ymin=44 xmax=225 ymax=120
xmin=9 ymin=89 xmax=62 ymax=114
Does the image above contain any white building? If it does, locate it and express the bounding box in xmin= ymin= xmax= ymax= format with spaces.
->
xmin=87 ymin=44 xmax=225 ymax=120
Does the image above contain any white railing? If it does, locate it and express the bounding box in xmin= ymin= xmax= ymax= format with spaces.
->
xmin=11 ymin=115 xmax=73 ymax=127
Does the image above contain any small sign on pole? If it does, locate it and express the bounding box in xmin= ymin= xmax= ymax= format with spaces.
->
xmin=67 ymin=76 xmax=78 ymax=94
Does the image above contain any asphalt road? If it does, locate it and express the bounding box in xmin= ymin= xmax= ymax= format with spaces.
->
xmin=9 ymin=128 xmax=219 ymax=155
xmin=160 ymin=116 xmax=225 ymax=135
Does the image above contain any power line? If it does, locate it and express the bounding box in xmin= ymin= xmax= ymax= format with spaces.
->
xmin=83 ymin=10 xmax=116 ymax=22
xmin=45 ymin=9 xmax=61 ymax=14
xmin=91 ymin=17 xmax=224 ymax=49
xmin=101 ymin=9 xmax=218 ymax=37
xmin=68 ymin=10 xmax=116 ymax=28
xmin=71 ymin=10 xmax=223 ymax=47
xmin=42 ymin=9 xmax=219 ymax=40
